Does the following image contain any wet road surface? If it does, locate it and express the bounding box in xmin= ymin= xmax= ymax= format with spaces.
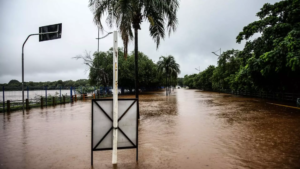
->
xmin=1 ymin=89 xmax=300 ymax=169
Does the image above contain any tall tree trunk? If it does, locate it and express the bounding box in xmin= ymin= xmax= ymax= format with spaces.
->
xmin=165 ymin=74 xmax=167 ymax=96
xmin=134 ymin=28 xmax=140 ymax=119
xmin=170 ymin=75 xmax=172 ymax=94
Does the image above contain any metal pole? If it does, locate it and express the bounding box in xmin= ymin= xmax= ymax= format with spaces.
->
xmin=22 ymin=31 xmax=59 ymax=114
xmin=45 ymin=86 xmax=47 ymax=107
xmin=2 ymin=86 xmax=4 ymax=113
xmin=27 ymin=86 xmax=29 ymax=99
xmin=134 ymin=28 xmax=140 ymax=119
xmin=220 ymin=48 xmax=221 ymax=93
xmin=22 ymin=47 xmax=25 ymax=114
xmin=112 ymin=31 xmax=118 ymax=164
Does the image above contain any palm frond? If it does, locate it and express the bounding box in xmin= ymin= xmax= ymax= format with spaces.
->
xmin=89 ymin=0 xmax=179 ymax=56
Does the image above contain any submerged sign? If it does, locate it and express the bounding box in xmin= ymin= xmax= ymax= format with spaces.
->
xmin=91 ymin=99 xmax=138 ymax=165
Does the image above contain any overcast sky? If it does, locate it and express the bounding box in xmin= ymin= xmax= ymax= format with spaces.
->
xmin=0 ymin=0 xmax=280 ymax=83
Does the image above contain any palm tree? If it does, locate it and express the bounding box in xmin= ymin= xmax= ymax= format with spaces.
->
xmin=157 ymin=55 xmax=180 ymax=95
xmin=89 ymin=0 xmax=179 ymax=115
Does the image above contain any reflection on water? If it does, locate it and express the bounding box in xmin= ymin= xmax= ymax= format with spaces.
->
xmin=0 ymin=89 xmax=300 ymax=169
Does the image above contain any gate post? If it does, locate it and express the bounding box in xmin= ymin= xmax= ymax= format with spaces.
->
xmin=41 ymin=97 xmax=43 ymax=108
xmin=7 ymin=100 xmax=10 ymax=112
xmin=26 ymin=99 xmax=29 ymax=109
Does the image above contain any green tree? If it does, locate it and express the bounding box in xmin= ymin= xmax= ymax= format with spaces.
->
xmin=8 ymin=79 xmax=21 ymax=87
xmin=183 ymin=66 xmax=215 ymax=90
xmin=89 ymin=0 xmax=179 ymax=97
xmin=177 ymin=77 xmax=183 ymax=87
xmin=236 ymin=0 xmax=300 ymax=92
xmin=157 ymin=55 xmax=181 ymax=95
xmin=196 ymin=65 xmax=215 ymax=90
xmin=183 ymin=74 xmax=197 ymax=89
xmin=63 ymin=80 xmax=75 ymax=87
xmin=211 ymin=49 xmax=241 ymax=90
xmin=89 ymin=51 xmax=111 ymax=87
xmin=88 ymin=48 xmax=165 ymax=92
xmin=89 ymin=0 xmax=179 ymax=57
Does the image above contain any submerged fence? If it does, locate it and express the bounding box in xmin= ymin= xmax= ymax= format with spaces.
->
xmin=0 ymin=86 xmax=164 ymax=113
xmin=219 ymin=89 xmax=300 ymax=106
xmin=0 ymin=86 xmax=115 ymax=113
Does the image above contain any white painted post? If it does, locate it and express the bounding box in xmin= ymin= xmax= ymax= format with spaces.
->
xmin=112 ymin=31 xmax=118 ymax=164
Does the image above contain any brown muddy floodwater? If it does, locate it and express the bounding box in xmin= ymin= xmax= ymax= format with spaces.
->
xmin=1 ymin=89 xmax=300 ymax=169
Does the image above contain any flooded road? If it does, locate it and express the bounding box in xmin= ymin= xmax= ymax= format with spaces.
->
xmin=1 ymin=89 xmax=300 ymax=169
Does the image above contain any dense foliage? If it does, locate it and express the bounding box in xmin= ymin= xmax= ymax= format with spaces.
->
xmin=184 ymin=0 xmax=300 ymax=93
xmin=157 ymin=55 xmax=181 ymax=89
xmin=1 ymin=79 xmax=89 ymax=89
xmin=89 ymin=0 xmax=179 ymax=58
xmin=89 ymin=0 xmax=179 ymax=96
xmin=89 ymin=48 xmax=166 ymax=90
xmin=2 ymin=49 xmax=181 ymax=90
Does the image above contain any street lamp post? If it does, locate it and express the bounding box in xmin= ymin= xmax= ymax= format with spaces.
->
xmin=195 ymin=66 xmax=200 ymax=73
xmin=22 ymin=23 xmax=62 ymax=114
xmin=96 ymin=30 xmax=112 ymax=52
xmin=211 ymin=48 xmax=222 ymax=93
xmin=212 ymin=48 xmax=221 ymax=57
xmin=95 ymin=31 xmax=112 ymax=88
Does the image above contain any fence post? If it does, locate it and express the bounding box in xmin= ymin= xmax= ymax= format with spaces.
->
xmin=75 ymin=95 xmax=77 ymax=101
xmin=60 ymin=86 xmax=62 ymax=103
xmin=93 ymin=93 xmax=95 ymax=99
xmin=45 ymin=86 xmax=47 ymax=107
xmin=52 ymin=97 xmax=55 ymax=106
xmin=70 ymin=87 xmax=73 ymax=102
xmin=26 ymin=99 xmax=29 ymax=109
xmin=2 ymin=86 xmax=4 ymax=113
xmin=63 ymin=96 xmax=65 ymax=104
xmin=7 ymin=100 xmax=10 ymax=112
xmin=41 ymin=97 xmax=43 ymax=108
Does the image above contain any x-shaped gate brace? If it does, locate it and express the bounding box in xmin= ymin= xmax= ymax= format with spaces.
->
xmin=91 ymin=98 xmax=139 ymax=165
xmin=92 ymin=100 xmax=137 ymax=150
